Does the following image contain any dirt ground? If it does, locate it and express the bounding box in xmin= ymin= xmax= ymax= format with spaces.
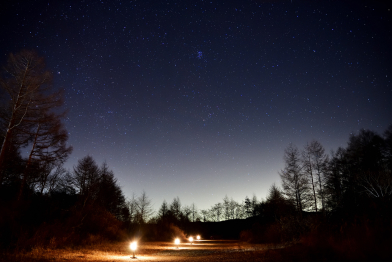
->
xmin=3 ymin=240 xmax=285 ymax=262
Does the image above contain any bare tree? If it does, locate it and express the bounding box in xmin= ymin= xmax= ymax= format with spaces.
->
xmin=25 ymin=113 xmax=72 ymax=165
xmin=251 ymin=195 xmax=258 ymax=216
xmin=206 ymin=208 xmax=216 ymax=222
xmin=135 ymin=190 xmax=154 ymax=224
xmin=212 ymin=202 xmax=223 ymax=221
xmin=190 ymin=203 xmax=198 ymax=222
xmin=34 ymin=163 xmax=67 ymax=195
xmin=308 ymin=140 xmax=329 ymax=212
xmin=18 ymin=112 xmax=72 ymax=200
xmin=182 ymin=205 xmax=192 ymax=221
xmin=302 ymin=142 xmax=319 ymax=212
xmin=280 ymin=143 xmax=309 ymax=216
xmin=325 ymin=147 xmax=346 ymax=210
xmin=244 ymin=196 xmax=252 ymax=218
xmin=0 ymin=50 xmax=64 ymax=185
xmin=358 ymin=170 xmax=392 ymax=198
xmin=234 ymin=201 xmax=245 ymax=219
xmin=223 ymin=195 xmax=230 ymax=220
xmin=383 ymin=125 xmax=392 ymax=170
xmin=200 ymin=209 xmax=209 ymax=222
xmin=229 ymin=198 xmax=240 ymax=219
xmin=127 ymin=193 xmax=138 ymax=223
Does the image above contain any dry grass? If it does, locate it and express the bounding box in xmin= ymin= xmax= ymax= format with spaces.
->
xmin=3 ymin=234 xmax=389 ymax=262
xmin=1 ymin=242 xmax=133 ymax=262
xmin=0 ymin=240 xmax=275 ymax=262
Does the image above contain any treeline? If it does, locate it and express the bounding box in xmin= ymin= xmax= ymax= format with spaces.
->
xmin=153 ymin=125 xmax=392 ymax=222
xmin=0 ymin=50 xmax=133 ymax=249
xmin=132 ymin=124 xmax=391 ymax=258
xmin=239 ymin=127 xmax=392 ymax=261
xmin=153 ymin=195 xmax=258 ymax=224
xmin=281 ymin=129 xmax=391 ymax=215
xmin=0 ymin=50 xmax=187 ymax=250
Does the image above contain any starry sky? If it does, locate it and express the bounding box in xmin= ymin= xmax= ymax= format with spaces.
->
xmin=1 ymin=1 xmax=391 ymax=211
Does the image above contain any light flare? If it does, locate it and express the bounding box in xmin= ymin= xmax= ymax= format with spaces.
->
xmin=174 ymin=238 xmax=180 ymax=248
xmin=130 ymin=241 xmax=137 ymax=259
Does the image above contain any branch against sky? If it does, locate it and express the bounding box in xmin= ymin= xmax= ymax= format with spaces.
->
xmin=0 ymin=50 xmax=71 ymax=198
xmin=280 ymin=143 xmax=310 ymax=215
xmin=135 ymin=190 xmax=154 ymax=224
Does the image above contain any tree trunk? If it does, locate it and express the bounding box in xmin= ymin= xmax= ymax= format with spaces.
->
xmin=308 ymin=156 xmax=318 ymax=212
xmin=17 ymin=123 xmax=40 ymax=201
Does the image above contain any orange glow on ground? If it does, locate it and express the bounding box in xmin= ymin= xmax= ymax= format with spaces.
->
xmin=6 ymin=240 xmax=274 ymax=261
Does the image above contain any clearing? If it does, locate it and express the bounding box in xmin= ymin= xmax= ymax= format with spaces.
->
xmin=3 ymin=240 xmax=285 ymax=261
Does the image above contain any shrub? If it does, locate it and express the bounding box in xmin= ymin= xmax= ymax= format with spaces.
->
xmin=148 ymin=222 xmax=186 ymax=241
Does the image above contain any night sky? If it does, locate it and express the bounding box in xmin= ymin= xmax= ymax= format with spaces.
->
xmin=1 ymin=1 xmax=391 ymax=210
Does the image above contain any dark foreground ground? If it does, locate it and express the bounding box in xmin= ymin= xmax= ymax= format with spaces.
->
xmin=3 ymin=239 xmax=390 ymax=262
xmin=1 ymin=240 xmax=287 ymax=262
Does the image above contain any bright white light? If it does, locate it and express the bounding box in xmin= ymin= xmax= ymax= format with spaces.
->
xmin=197 ymin=235 xmax=200 ymax=240
xmin=189 ymin=236 xmax=194 ymax=242
xmin=175 ymin=238 xmax=180 ymax=245
xmin=130 ymin=241 xmax=137 ymax=251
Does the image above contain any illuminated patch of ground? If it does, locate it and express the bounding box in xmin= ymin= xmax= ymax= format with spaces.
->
xmin=2 ymin=240 xmax=280 ymax=262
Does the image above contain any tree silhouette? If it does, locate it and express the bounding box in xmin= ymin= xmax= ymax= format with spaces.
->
xmin=158 ymin=200 xmax=169 ymax=219
xmin=182 ymin=205 xmax=192 ymax=221
xmin=244 ymin=196 xmax=252 ymax=218
xmin=170 ymin=196 xmax=182 ymax=220
xmin=383 ymin=125 xmax=392 ymax=171
xmin=264 ymin=183 xmax=293 ymax=220
xmin=96 ymin=162 xmax=127 ymax=221
xmin=223 ymin=195 xmax=230 ymax=220
xmin=212 ymin=202 xmax=223 ymax=221
xmin=127 ymin=193 xmax=138 ymax=223
xmin=280 ymin=143 xmax=309 ymax=216
xmin=0 ymin=50 xmax=64 ymax=185
xmin=324 ymin=127 xmax=392 ymax=214
xmin=302 ymin=142 xmax=319 ymax=212
xmin=69 ymin=155 xmax=101 ymax=205
xmin=190 ymin=203 xmax=198 ymax=222
xmin=135 ymin=190 xmax=154 ymax=224
xmin=34 ymin=164 xmax=67 ymax=195
xmin=228 ymin=198 xmax=240 ymax=219
xmin=251 ymin=195 xmax=259 ymax=216
xmin=302 ymin=140 xmax=329 ymax=212
xmin=200 ymin=209 xmax=209 ymax=222
xmin=18 ymin=112 xmax=72 ymax=200
xmin=325 ymin=147 xmax=347 ymax=210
